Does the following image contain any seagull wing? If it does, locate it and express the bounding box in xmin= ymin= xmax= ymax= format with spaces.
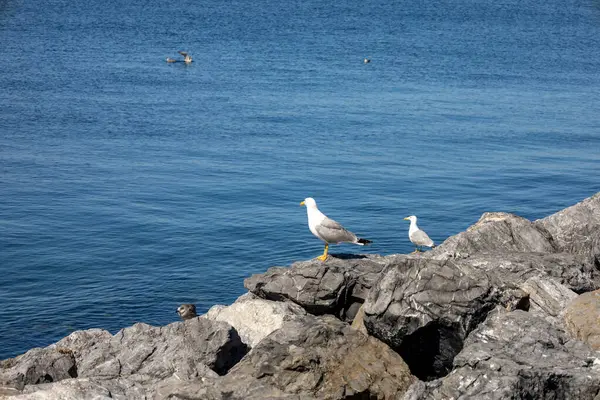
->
xmin=178 ymin=51 xmax=188 ymax=57
xmin=411 ymin=229 xmax=434 ymax=247
xmin=315 ymin=216 xmax=358 ymax=244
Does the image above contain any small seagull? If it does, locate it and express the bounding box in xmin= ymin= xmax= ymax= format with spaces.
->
xmin=166 ymin=57 xmax=177 ymax=63
xmin=178 ymin=51 xmax=193 ymax=64
xmin=404 ymin=215 xmax=435 ymax=253
xmin=176 ymin=304 xmax=197 ymax=320
xmin=300 ymin=197 xmax=372 ymax=261
xmin=363 ymin=58 xmax=371 ymax=64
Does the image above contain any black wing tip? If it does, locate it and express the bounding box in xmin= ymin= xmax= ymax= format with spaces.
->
xmin=357 ymin=238 xmax=372 ymax=245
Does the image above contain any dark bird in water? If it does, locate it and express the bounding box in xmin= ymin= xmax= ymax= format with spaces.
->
xmin=166 ymin=51 xmax=193 ymax=64
xmin=178 ymin=51 xmax=193 ymax=64
xmin=176 ymin=304 xmax=197 ymax=320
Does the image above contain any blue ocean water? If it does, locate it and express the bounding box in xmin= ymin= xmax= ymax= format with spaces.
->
xmin=1 ymin=0 xmax=600 ymax=359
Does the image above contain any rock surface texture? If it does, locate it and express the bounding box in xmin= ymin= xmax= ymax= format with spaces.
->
xmin=244 ymin=254 xmax=389 ymax=321
xmin=363 ymin=256 xmax=528 ymax=380
xmin=564 ymin=289 xmax=600 ymax=350
xmin=201 ymin=293 xmax=307 ymax=348
xmin=157 ymin=314 xmax=415 ymax=399
xmin=422 ymin=309 xmax=600 ymax=399
xmin=1 ymin=318 xmax=246 ymax=399
xmin=2 ymin=192 xmax=600 ymax=399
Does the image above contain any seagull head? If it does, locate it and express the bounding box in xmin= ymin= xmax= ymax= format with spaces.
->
xmin=300 ymin=197 xmax=317 ymax=208
xmin=404 ymin=215 xmax=417 ymax=223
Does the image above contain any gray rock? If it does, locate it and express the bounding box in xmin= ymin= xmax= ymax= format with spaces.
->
xmin=53 ymin=329 xmax=113 ymax=353
xmin=431 ymin=212 xmax=556 ymax=258
xmin=75 ymin=318 xmax=245 ymax=379
xmin=429 ymin=195 xmax=600 ymax=291
xmin=363 ymin=256 xmax=527 ymax=381
xmin=425 ymin=309 xmax=600 ymax=399
xmin=401 ymin=380 xmax=428 ymax=400
xmin=154 ymin=378 xmax=305 ymax=400
xmin=350 ymin=304 xmax=368 ymax=336
xmin=361 ymin=251 xmax=598 ymax=380
xmin=244 ymin=254 xmax=388 ymax=321
xmin=13 ymin=378 xmax=114 ymax=399
xmin=1 ymin=318 xmax=245 ymax=398
xmin=201 ymin=294 xmax=307 ymax=348
xmin=521 ymin=275 xmax=578 ymax=326
xmin=157 ymin=314 xmax=415 ymax=400
xmin=13 ymin=375 xmax=174 ymax=399
xmin=463 ymin=251 xmax=600 ymax=294
xmin=536 ymin=192 xmax=600 ymax=258
xmin=0 ymin=348 xmax=77 ymax=391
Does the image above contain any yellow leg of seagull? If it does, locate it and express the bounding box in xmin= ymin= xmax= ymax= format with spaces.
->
xmin=317 ymin=243 xmax=329 ymax=261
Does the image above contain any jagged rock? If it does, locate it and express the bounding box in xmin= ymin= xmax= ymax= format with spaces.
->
xmin=154 ymin=378 xmax=305 ymax=400
xmin=76 ymin=318 xmax=245 ymax=378
xmin=201 ymin=294 xmax=307 ymax=348
xmin=429 ymin=196 xmax=600 ymax=290
xmin=350 ymin=304 xmax=368 ymax=336
xmin=157 ymin=314 xmax=415 ymax=400
xmin=536 ymin=192 xmax=600 ymax=258
xmin=0 ymin=348 xmax=77 ymax=391
xmin=52 ymin=329 xmax=113 ymax=354
xmin=464 ymin=251 xmax=600 ymax=294
xmin=564 ymin=289 xmax=600 ymax=350
xmin=361 ymin=251 xmax=597 ymax=381
xmin=431 ymin=212 xmax=556 ymax=258
xmin=12 ymin=375 xmax=185 ymax=399
xmin=363 ymin=256 xmax=528 ymax=381
xmin=521 ymin=275 xmax=577 ymax=325
xmin=1 ymin=318 xmax=244 ymax=398
xmin=14 ymin=378 xmax=114 ymax=399
xmin=244 ymin=254 xmax=388 ymax=321
xmin=424 ymin=309 xmax=600 ymax=399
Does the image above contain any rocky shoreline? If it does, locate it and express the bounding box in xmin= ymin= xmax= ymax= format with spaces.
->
xmin=2 ymin=192 xmax=600 ymax=399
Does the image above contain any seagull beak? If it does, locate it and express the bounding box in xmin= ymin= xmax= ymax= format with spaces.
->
xmin=300 ymin=201 xmax=305 ymax=206
xmin=403 ymin=217 xmax=409 ymax=220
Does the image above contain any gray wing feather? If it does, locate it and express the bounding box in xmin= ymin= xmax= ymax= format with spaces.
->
xmin=315 ymin=217 xmax=358 ymax=243
xmin=411 ymin=229 xmax=434 ymax=247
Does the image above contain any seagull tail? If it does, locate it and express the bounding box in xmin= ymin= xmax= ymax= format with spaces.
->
xmin=357 ymin=238 xmax=372 ymax=245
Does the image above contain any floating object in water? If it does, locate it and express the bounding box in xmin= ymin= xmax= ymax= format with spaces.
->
xmin=166 ymin=51 xmax=193 ymax=64
xmin=178 ymin=51 xmax=193 ymax=64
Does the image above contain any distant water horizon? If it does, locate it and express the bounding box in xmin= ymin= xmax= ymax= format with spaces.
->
xmin=1 ymin=0 xmax=600 ymax=359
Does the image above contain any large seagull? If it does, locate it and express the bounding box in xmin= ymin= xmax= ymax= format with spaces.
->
xmin=300 ymin=197 xmax=371 ymax=261
xmin=404 ymin=215 xmax=435 ymax=253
